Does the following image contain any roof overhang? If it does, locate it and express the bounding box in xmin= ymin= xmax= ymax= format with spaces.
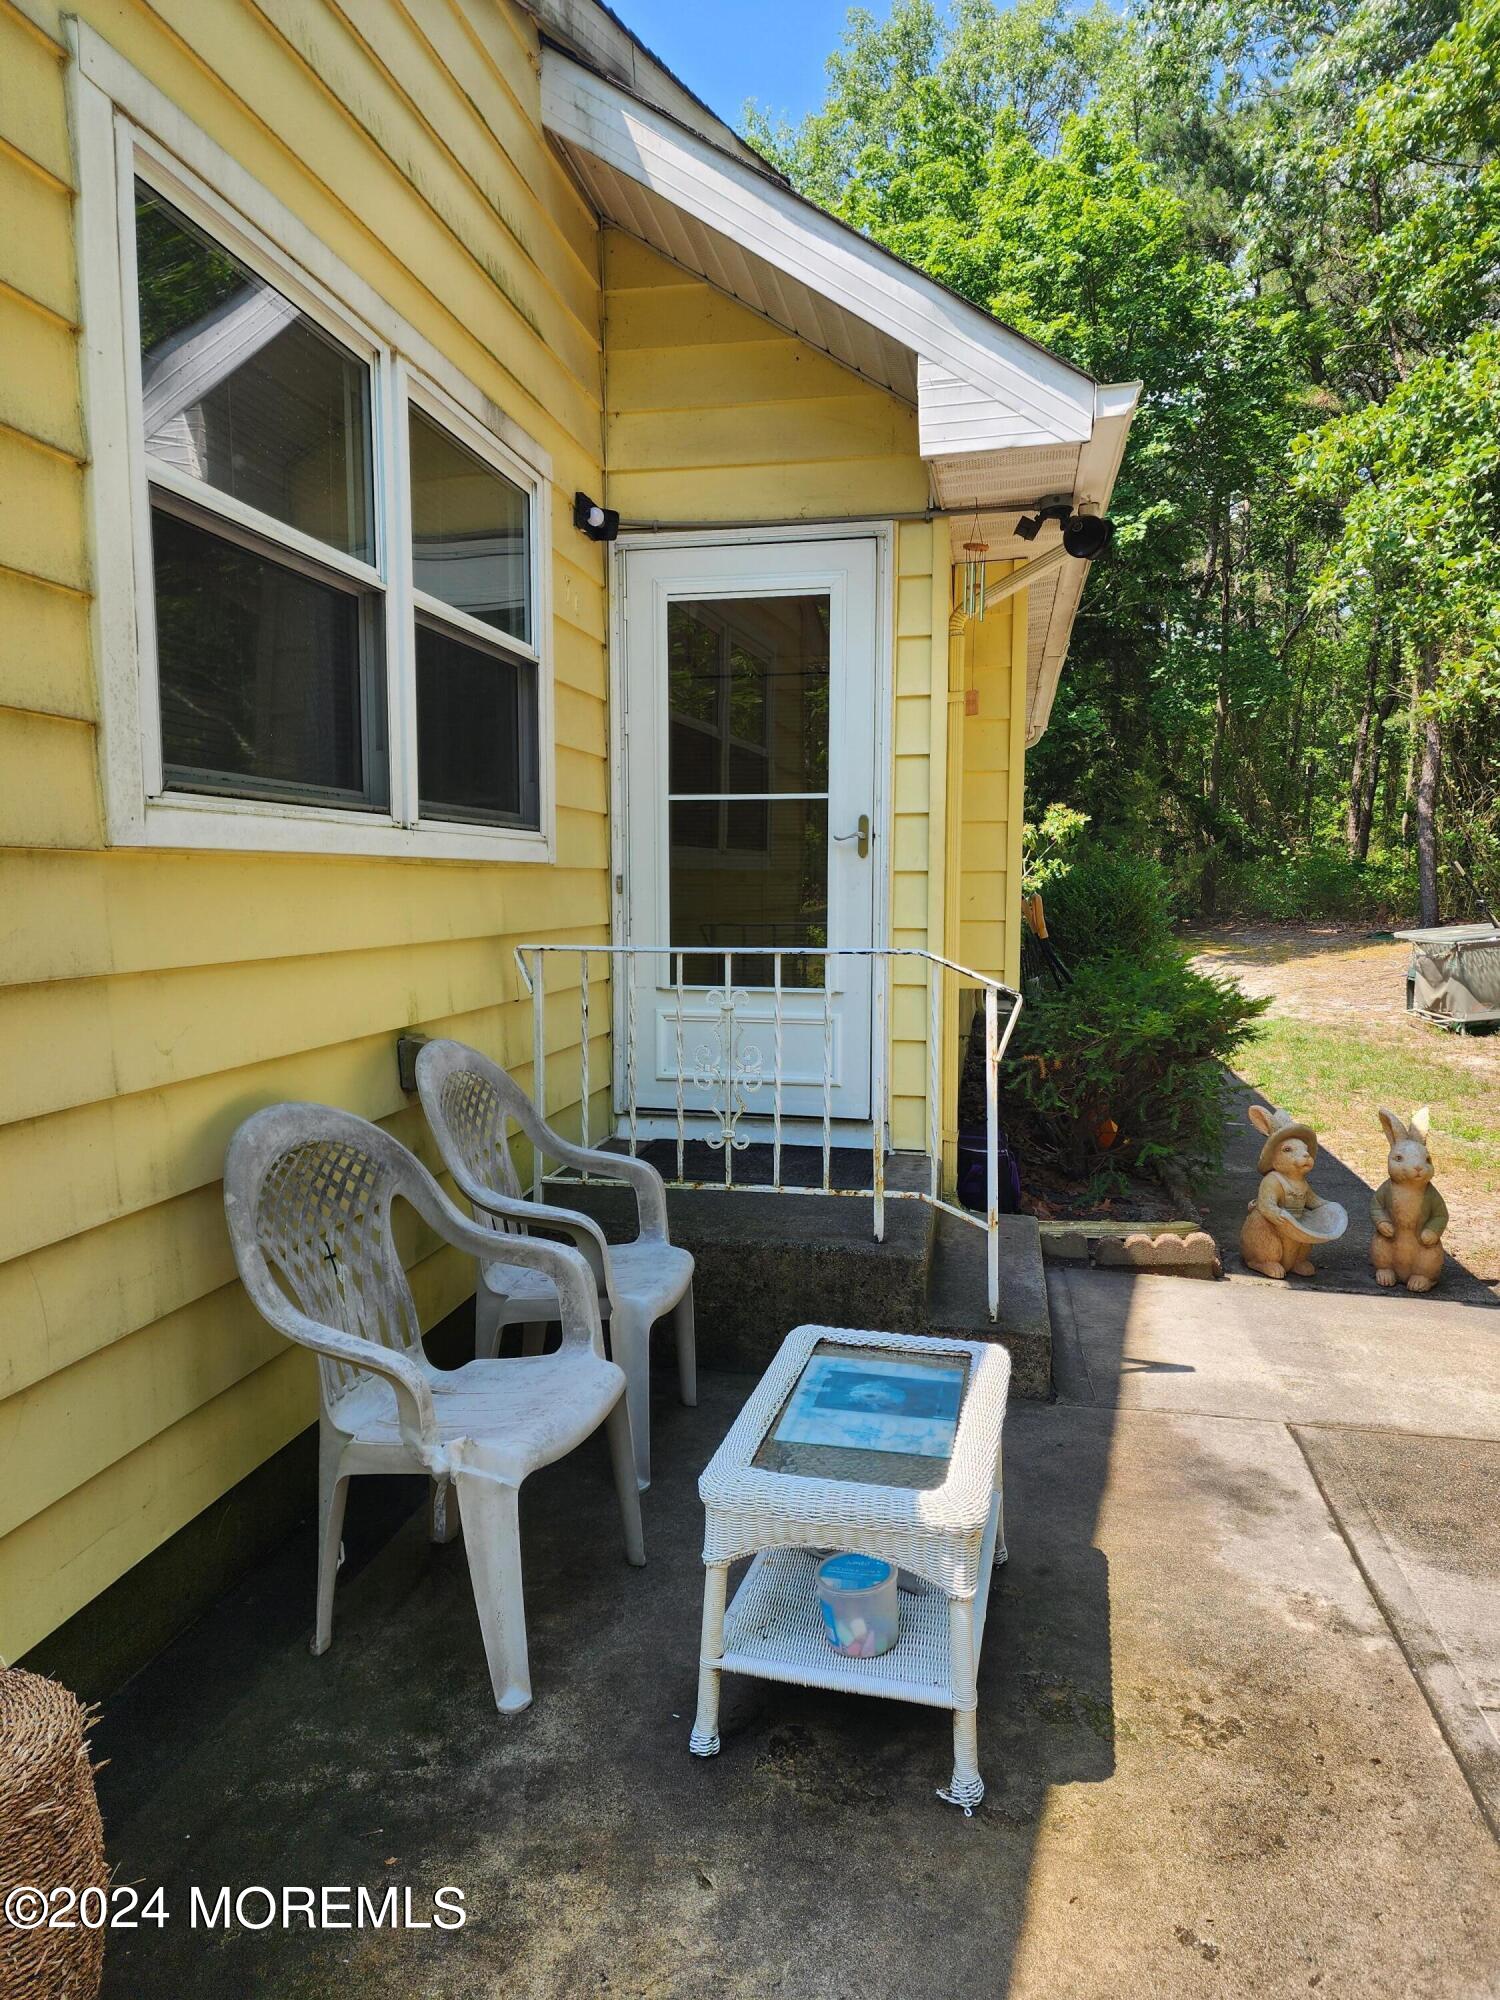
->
xmin=540 ymin=46 xmax=1140 ymax=744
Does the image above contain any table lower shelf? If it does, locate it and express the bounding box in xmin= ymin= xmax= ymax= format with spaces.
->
xmin=718 ymin=1548 xmax=962 ymax=1709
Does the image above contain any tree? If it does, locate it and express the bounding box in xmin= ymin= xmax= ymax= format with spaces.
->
xmin=755 ymin=0 xmax=1499 ymax=921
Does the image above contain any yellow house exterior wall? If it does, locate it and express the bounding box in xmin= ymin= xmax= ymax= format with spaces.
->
xmin=0 ymin=15 xmax=1028 ymax=1662
xmin=601 ymin=231 xmax=946 ymax=1150
xmin=0 ymin=0 xmax=612 ymax=1664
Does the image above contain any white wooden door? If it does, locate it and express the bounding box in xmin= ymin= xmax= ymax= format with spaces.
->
xmin=619 ymin=537 xmax=881 ymax=1127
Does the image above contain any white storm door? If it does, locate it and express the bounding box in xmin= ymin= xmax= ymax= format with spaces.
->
xmin=620 ymin=537 xmax=881 ymax=1126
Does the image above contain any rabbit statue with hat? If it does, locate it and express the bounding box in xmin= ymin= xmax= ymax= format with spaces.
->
xmin=1240 ymin=1103 xmax=1348 ymax=1279
xmin=1370 ymin=1106 xmax=1448 ymax=1293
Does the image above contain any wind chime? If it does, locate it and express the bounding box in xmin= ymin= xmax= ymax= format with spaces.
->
xmin=960 ymin=507 xmax=989 ymax=622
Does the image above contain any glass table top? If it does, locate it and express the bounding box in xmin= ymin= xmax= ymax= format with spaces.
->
xmin=751 ymin=1341 xmax=971 ymax=1491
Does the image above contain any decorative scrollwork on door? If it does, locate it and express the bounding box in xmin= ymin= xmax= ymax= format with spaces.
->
xmin=692 ymin=987 xmax=764 ymax=1150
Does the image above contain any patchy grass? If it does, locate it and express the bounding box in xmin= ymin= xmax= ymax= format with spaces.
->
xmin=1196 ymin=925 xmax=1500 ymax=1277
xmin=1242 ymin=1017 xmax=1500 ymax=1192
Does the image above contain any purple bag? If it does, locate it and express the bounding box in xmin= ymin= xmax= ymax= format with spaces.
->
xmin=955 ymin=1127 xmax=1022 ymax=1216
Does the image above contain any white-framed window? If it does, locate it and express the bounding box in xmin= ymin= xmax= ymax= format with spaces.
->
xmin=71 ymin=32 xmax=555 ymax=861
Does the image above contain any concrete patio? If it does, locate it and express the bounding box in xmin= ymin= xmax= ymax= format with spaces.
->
xmin=92 ymin=1268 xmax=1500 ymax=1999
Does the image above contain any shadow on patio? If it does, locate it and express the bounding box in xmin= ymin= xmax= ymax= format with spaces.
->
xmin=92 ymin=1315 xmax=1121 ymax=1999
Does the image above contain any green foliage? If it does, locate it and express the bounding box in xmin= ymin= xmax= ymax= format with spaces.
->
xmin=1043 ymin=850 xmax=1177 ymax=964
xmin=1006 ymin=952 xmax=1269 ymax=1185
xmin=764 ymin=0 xmax=1500 ymax=925
xmin=1178 ymin=847 xmax=1417 ymax=922
xmin=1021 ymin=803 xmax=1090 ymax=894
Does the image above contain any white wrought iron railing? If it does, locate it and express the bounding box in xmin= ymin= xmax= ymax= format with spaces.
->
xmin=512 ymin=945 xmax=1022 ymax=1318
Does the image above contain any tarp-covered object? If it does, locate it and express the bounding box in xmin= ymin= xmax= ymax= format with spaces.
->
xmin=1396 ymin=925 xmax=1500 ymax=1025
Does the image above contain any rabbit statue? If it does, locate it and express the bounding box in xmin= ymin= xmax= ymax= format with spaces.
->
xmin=1370 ymin=1106 xmax=1448 ymax=1293
xmin=1240 ymin=1103 xmax=1348 ymax=1279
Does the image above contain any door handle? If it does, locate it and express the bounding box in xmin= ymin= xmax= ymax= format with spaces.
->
xmin=834 ymin=812 xmax=871 ymax=859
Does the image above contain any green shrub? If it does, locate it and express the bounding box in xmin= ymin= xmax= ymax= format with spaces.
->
xmin=1042 ymin=849 xmax=1177 ymax=966
xmin=1004 ymin=950 xmax=1269 ymax=1189
xmin=1210 ymin=847 xmax=1416 ymax=923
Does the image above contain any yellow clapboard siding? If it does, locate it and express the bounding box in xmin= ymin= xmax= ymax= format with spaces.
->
xmin=896 ymin=519 xmax=933 ymax=573
xmin=891 ymin=871 xmax=928 ymax=929
xmin=0 ymin=1231 xmax=473 ymax=1662
xmin=0 ymin=1280 xmax=283 ymax=1541
xmin=605 ymin=281 xmax=789 ymax=353
xmin=419 ymin=0 xmax=602 ymax=272
xmin=0 ymin=0 xmax=63 ymax=52
xmin=0 ymin=933 xmax=543 ymax=1127
xmin=608 ymin=338 xmax=869 ymax=412
xmin=964 ymin=718 xmax=1012 ymax=770
xmin=891 ymin=815 xmax=929 ymax=873
xmin=554 ymin=679 xmax=606 ymax=756
xmin=0 ymin=14 xmax=70 ymax=188
xmin=959 ymin=919 xmax=1006 ymax=969
xmin=0 ymin=848 xmax=608 ymax=987
xmin=601 ymin=232 xmax=696 ymax=291
xmin=896 ymin=575 xmax=932 ymax=637
xmin=610 ymin=462 xmax=931 ymax=523
xmin=895 ymin=635 xmax=934 ymax=697
xmin=609 ymin=397 xmax=918 ymax=474
xmin=0 ymin=998 xmax=560 ymax=1267
xmin=892 ymin=758 xmax=930 ymax=814
xmin=555 ymin=743 xmax=609 ymax=816
xmin=0 ymin=148 xmax=74 ymax=323
xmin=962 ymin=765 xmax=1010 ymax=821
xmin=0 ymin=1184 xmax=236 ymax=1401
xmin=0 ymin=1028 xmax=547 ymax=1403
xmin=0 ymin=0 xmax=620 ymax=1661
xmin=248 ymin=0 xmax=601 ymax=357
xmin=0 ymin=294 xmax=80 ymax=462
xmin=0 ymin=426 xmax=87 ymax=591
xmin=0 ymin=708 xmax=99 ymax=849
xmin=321 ymin=0 xmax=601 ymax=324
xmin=0 ymin=1347 xmax=314 ymax=1663
xmin=554 ymin=805 xmax=610 ymax=870
xmin=894 ymin=694 xmax=930 ymax=755
xmin=0 ymin=568 xmax=91 ymax=720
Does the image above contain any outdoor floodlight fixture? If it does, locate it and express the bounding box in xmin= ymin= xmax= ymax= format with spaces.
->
xmin=1013 ymin=497 xmax=1073 ymax=542
xmin=1012 ymin=497 xmax=1115 ymax=561
xmin=573 ymin=491 xmax=620 ymax=542
xmin=1062 ymin=513 xmax=1115 ymax=560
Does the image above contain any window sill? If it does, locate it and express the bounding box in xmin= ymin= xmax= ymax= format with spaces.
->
xmin=110 ymin=793 xmax=553 ymax=863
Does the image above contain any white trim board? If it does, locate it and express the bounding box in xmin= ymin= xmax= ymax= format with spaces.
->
xmin=541 ymin=50 xmax=1097 ymax=448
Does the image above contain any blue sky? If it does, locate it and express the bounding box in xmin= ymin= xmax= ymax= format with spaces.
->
xmin=617 ymin=0 xmax=859 ymax=130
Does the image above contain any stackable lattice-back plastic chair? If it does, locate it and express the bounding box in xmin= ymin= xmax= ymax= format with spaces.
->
xmin=223 ymin=1103 xmax=644 ymax=1713
xmin=415 ymin=1038 xmax=696 ymax=1491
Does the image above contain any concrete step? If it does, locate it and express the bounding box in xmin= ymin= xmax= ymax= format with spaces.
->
xmin=557 ymin=1156 xmax=934 ymax=1373
xmin=547 ymin=1151 xmax=1051 ymax=1398
xmin=926 ymin=1209 xmax=1052 ymax=1400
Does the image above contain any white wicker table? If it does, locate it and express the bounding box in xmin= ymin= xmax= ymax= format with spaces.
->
xmin=689 ymin=1324 xmax=1010 ymax=1810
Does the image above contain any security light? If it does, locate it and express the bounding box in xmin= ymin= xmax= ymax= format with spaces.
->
xmin=1062 ymin=513 xmax=1115 ymax=560
xmin=573 ymin=491 xmax=620 ymax=542
xmin=1014 ymin=497 xmax=1073 ymax=542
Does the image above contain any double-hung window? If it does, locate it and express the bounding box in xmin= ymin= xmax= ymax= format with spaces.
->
xmin=85 ymin=102 xmax=552 ymax=859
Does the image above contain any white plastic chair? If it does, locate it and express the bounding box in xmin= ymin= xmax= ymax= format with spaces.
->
xmin=414 ymin=1038 xmax=696 ymax=1492
xmin=223 ymin=1103 xmax=644 ymax=1713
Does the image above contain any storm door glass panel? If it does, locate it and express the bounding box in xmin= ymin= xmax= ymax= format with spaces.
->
xmin=667 ymin=595 xmax=830 ymax=987
xmin=153 ymin=505 xmax=384 ymax=806
xmin=135 ymin=183 xmax=373 ymax=561
xmin=409 ymin=408 xmax=530 ymax=642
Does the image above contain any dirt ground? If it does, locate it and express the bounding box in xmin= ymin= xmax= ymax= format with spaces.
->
xmin=1189 ymin=924 xmax=1500 ymax=1283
